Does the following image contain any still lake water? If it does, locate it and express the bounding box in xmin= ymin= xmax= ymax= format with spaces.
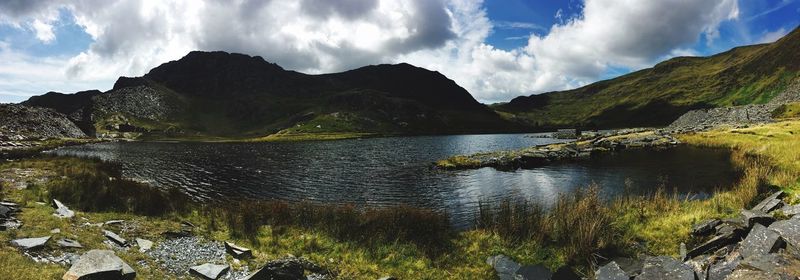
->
xmin=49 ymin=134 xmax=740 ymax=226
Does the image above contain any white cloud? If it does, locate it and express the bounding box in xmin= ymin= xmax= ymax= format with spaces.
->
xmin=0 ymin=0 xmax=741 ymax=104
xmin=756 ymin=27 xmax=789 ymax=44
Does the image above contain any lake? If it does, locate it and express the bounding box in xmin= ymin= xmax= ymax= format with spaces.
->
xmin=48 ymin=134 xmax=741 ymax=226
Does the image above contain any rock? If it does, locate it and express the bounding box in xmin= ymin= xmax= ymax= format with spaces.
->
xmin=551 ymin=267 xmax=580 ymax=280
xmin=634 ymin=256 xmax=695 ymax=280
xmin=766 ymin=216 xmax=800 ymax=248
xmin=739 ymin=224 xmax=785 ymax=259
xmin=244 ymin=258 xmax=305 ymax=280
xmin=0 ymin=219 xmax=22 ymax=230
xmin=751 ymin=191 xmax=785 ymax=213
xmin=224 ymin=241 xmax=252 ymax=259
xmin=612 ymin=257 xmax=643 ymax=278
xmin=0 ymin=205 xmax=10 ymax=218
xmin=683 ymin=257 xmax=709 ymax=280
xmin=52 ymin=199 xmax=75 ymax=218
xmin=376 ymin=277 xmax=397 ymax=280
xmin=725 ymin=269 xmax=782 ymax=280
xmin=103 ymin=230 xmax=127 ymax=246
xmin=104 ymin=220 xmax=124 ymax=226
xmin=58 ymin=238 xmax=83 ymax=248
xmin=685 ymin=224 xmax=745 ymax=261
xmin=707 ymin=250 xmax=741 ymax=280
xmin=135 ymin=238 xmax=153 ymax=253
xmin=778 ymin=204 xmax=800 ymax=217
xmin=51 ymin=228 xmax=61 ymax=234
xmin=62 ymin=250 xmax=135 ymax=280
xmin=738 ymin=252 xmax=800 ymax=278
xmin=740 ymin=209 xmax=775 ymax=228
xmin=486 ymin=255 xmax=521 ymax=280
xmin=596 ymin=261 xmax=628 ymax=280
xmin=10 ymin=236 xmax=51 ymax=250
xmin=190 ymin=263 xmax=230 ymax=280
xmin=516 ymin=264 xmax=552 ymax=280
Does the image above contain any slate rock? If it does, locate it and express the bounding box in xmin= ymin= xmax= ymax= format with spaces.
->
xmin=725 ymin=269 xmax=782 ymax=280
xmin=190 ymin=263 xmax=230 ymax=280
xmin=103 ymin=230 xmax=127 ymax=246
xmin=10 ymin=236 xmax=51 ymax=250
xmin=683 ymin=257 xmax=708 ymax=280
xmin=516 ymin=264 xmax=552 ymax=280
xmin=778 ymin=204 xmax=800 ymax=217
xmin=62 ymin=249 xmax=135 ymax=280
xmin=58 ymin=238 xmax=83 ymax=249
xmin=612 ymin=257 xmax=643 ymax=278
xmin=685 ymin=225 xmax=745 ymax=261
xmin=224 ymin=241 xmax=252 ymax=259
xmin=243 ymin=258 xmax=305 ymax=280
xmin=739 ymin=252 xmax=800 ymax=278
xmin=739 ymin=223 xmax=785 ymax=259
xmin=596 ymin=261 xmax=629 ymax=280
xmin=707 ymin=249 xmax=741 ymax=280
xmin=634 ymin=256 xmax=695 ymax=280
xmin=751 ymin=191 xmax=785 ymax=213
xmin=486 ymin=255 xmax=520 ymax=280
xmin=376 ymin=277 xmax=397 ymax=280
xmin=52 ymin=199 xmax=75 ymax=218
xmin=0 ymin=205 xmax=10 ymax=218
xmin=135 ymin=238 xmax=153 ymax=253
xmin=692 ymin=219 xmax=721 ymax=236
xmin=103 ymin=220 xmax=124 ymax=226
xmin=767 ymin=216 xmax=800 ymax=248
xmin=740 ymin=209 xmax=775 ymax=228
xmin=551 ymin=266 xmax=580 ymax=280
xmin=0 ymin=219 xmax=22 ymax=230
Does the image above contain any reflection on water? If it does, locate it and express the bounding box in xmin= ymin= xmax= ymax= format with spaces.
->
xmin=49 ymin=134 xmax=740 ymax=226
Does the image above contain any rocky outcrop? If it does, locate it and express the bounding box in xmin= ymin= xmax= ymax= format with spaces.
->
xmin=667 ymin=79 xmax=800 ymax=132
xmin=596 ymin=191 xmax=800 ymax=280
xmin=0 ymin=104 xmax=86 ymax=140
xmin=92 ymin=85 xmax=180 ymax=122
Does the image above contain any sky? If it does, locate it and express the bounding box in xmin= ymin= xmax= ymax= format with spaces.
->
xmin=0 ymin=0 xmax=798 ymax=104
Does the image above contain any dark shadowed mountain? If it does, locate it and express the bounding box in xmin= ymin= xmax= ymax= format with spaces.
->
xmin=24 ymin=51 xmax=518 ymax=139
xmin=495 ymin=25 xmax=800 ymax=129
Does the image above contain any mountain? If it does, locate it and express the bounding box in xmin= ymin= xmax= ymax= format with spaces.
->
xmin=495 ymin=25 xmax=800 ymax=129
xmin=24 ymin=51 xmax=517 ymax=139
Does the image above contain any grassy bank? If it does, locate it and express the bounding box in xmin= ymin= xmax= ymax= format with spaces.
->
xmin=0 ymin=121 xmax=798 ymax=279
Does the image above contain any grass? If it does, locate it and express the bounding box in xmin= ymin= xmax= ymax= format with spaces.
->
xmin=772 ymin=102 xmax=800 ymax=119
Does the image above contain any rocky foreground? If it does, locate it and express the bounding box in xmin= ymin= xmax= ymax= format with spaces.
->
xmin=1 ymin=197 xmax=338 ymax=280
xmin=485 ymin=192 xmax=800 ymax=280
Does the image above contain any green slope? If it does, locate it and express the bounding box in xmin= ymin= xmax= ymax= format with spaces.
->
xmin=495 ymin=26 xmax=800 ymax=129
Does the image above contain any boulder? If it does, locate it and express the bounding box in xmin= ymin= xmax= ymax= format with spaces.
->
xmin=62 ymin=250 xmax=135 ymax=280
xmin=190 ymin=263 xmax=230 ymax=280
xmin=244 ymin=258 xmax=305 ymax=280
xmin=596 ymin=261 xmax=629 ymax=280
xmin=135 ymin=238 xmax=153 ymax=253
xmin=58 ymin=238 xmax=84 ymax=249
xmin=634 ymin=256 xmax=695 ymax=280
xmin=224 ymin=241 xmax=252 ymax=259
xmin=103 ymin=230 xmax=128 ymax=246
xmin=766 ymin=216 xmax=800 ymax=248
xmin=739 ymin=224 xmax=784 ymax=259
xmin=0 ymin=205 xmax=10 ymax=218
xmin=692 ymin=219 xmax=722 ymax=236
xmin=486 ymin=255 xmax=520 ymax=280
xmin=751 ymin=191 xmax=785 ymax=213
xmin=10 ymin=236 xmax=51 ymax=250
xmin=611 ymin=257 xmax=643 ymax=278
xmin=52 ymin=199 xmax=75 ymax=218
xmin=740 ymin=209 xmax=775 ymax=228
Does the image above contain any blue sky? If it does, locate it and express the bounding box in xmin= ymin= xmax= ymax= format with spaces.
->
xmin=0 ymin=0 xmax=798 ymax=103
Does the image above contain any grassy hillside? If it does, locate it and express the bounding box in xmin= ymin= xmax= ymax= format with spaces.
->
xmin=496 ymin=26 xmax=800 ymax=129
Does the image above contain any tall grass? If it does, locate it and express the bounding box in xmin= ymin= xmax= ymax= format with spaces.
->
xmin=213 ymin=200 xmax=453 ymax=256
